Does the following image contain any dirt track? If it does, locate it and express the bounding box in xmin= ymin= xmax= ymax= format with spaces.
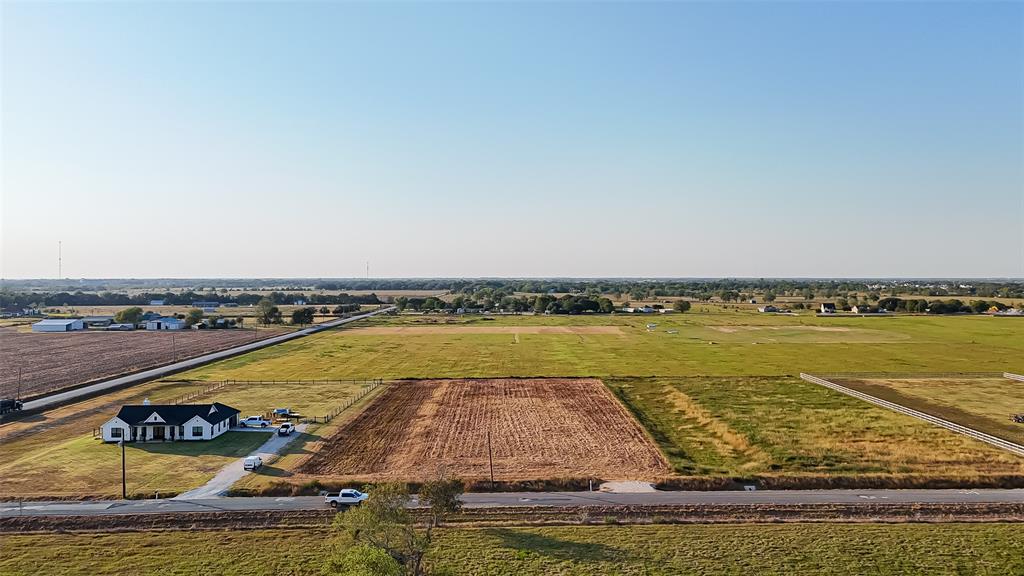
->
xmin=298 ymin=378 xmax=669 ymax=481
xmin=344 ymin=325 xmax=624 ymax=335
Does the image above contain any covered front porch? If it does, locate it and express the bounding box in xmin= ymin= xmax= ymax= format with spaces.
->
xmin=131 ymin=424 xmax=182 ymax=442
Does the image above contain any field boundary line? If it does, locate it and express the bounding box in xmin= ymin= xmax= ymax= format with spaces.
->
xmin=800 ymin=373 xmax=1024 ymax=458
xmin=812 ymin=371 xmax=1004 ymax=379
xmin=1005 ymin=373 xmax=1024 ymax=383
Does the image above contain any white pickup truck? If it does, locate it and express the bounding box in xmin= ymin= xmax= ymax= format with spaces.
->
xmin=239 ymin=416 xmax=272 ymax=428
xmin=325 ymin=489 xmax=369 ymax=509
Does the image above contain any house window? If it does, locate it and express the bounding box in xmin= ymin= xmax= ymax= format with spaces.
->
xmin=111 ymin=428 xmax=123 ymax=438
xmin=192 ymin=426 xmax=203 ymax=437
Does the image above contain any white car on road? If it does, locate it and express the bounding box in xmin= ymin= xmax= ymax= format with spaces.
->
xmin=325 ymin=489 xmax=369 ymax=509
xmin=240 ymin=416 xmax=271 ymax=428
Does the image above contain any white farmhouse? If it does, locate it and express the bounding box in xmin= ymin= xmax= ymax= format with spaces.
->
xmin=145 ymin=316 xmax=185 ymax=330
xmin=100 ymin=402 xmax=240 ymax=442
xmin=32 ymin=318 xmax=85 ymax=332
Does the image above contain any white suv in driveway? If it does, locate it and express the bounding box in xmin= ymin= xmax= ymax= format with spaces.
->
xmin=240 ymin=416 xmax=271 ymax=428
xmin=325 ymin=489 xmax=369 ymax=509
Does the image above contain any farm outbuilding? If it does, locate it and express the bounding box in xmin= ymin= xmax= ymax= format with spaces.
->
xmin=32 ymin=319 xmax=85 ymax=332
xmin=145 ymin=317 xmax=185 ymax=330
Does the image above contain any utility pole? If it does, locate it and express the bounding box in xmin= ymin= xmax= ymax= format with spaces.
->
xmin=171 ymin=333 xmax=176 ymax=361
xmin=487 ymin=429 xmax=494 ymax=489
xmin=58 ymin=240 xmax=62 ymax=279
xmin=119 ymin=440 xmax=127 ymax=499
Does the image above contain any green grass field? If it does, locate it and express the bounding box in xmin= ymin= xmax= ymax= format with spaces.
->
xmin=0 ymin=379 xmax=372 ymax=498
xmin=0 ymin=431 xmax=269 ymax=499
xmin=2 ymin=524 xmax=1021 ymax=575
xmin=834 ymin=376 xmax=1024 ymax=445
xmin=609 ymin=376 xmax=1024 ymax=486
xmin=180 ymin=311 xmax=1024 ymax=381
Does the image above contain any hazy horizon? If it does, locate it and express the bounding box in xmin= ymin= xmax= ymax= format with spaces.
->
xmin=3 ymin=2 xmax=1022 ymax=279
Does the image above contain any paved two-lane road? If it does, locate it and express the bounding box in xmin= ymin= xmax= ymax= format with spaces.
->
xmin=2 ymin=489 xmax=1021 ymax=517
xmin=20 ymin=307 xmax=394 ymax=413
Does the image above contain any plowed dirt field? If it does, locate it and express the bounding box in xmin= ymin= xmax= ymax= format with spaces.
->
xmin=298 ymin=378 xmax=669 ymax=481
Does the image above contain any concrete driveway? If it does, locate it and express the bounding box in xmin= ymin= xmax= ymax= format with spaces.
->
xmin=174 ymin=424 xmax=307 ymax=499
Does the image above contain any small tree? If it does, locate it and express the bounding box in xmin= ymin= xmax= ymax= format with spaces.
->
xmin=184 ymin=308 xmax=204 ymax=327
xmin=323 ymin=544 xmax=403 ymax=576
xmin=291 ymin=307 xmax=315 ymax=325
xmin=672 ymin=300 xmax=691 ymax=313
xmin=114 ymin=306 xmax=143 ymax=324
xmin=256 ymin=298 xmax=281 ymax=325
xmin=332 ymin=476 xmax=463 ymax=576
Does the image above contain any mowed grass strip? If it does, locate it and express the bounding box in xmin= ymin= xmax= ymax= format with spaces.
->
xmin=179 ymin=312 xmax=1024 ymax=381
xmin=608 ymin=377 xmax=1024 ymax=486
xmin=2 ymin=524 xmax=1022 ymax=576
xmin=833 ymin=377 xmax=1024 ymax=445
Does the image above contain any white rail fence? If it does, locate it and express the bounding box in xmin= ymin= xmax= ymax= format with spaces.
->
xmin=800 ymin=373 xmax=1024 ymax=458
xmin=1004 ymin=372 xmax=1024 ymax=383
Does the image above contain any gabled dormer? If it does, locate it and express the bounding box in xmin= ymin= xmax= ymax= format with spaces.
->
xmin=144 ymin=412 xmax=166 ymax=424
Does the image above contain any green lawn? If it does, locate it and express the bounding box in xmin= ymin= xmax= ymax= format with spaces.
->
xmin=608 ymin=376 xmax=1024 ymax=486
xmin=2 ymin=524 xmax=1022 ymax=575
xmin=179 ymin=312 xmax=1024 ymax=381
xmin=0 ymin=431 xmax=271 ymax=499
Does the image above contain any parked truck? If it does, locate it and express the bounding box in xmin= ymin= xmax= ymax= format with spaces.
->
xmin=0 ymin=399 xmax=24 ymax=414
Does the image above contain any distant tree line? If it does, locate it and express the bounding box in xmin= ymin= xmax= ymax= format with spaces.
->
xmin=0 ymin=290 xmax=380 ymax=309
xmin=395 ymin=293 xmax=616 ymax=315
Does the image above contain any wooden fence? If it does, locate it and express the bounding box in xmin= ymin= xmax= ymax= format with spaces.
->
xmin=300 ymin=379 xmax=385 ymax=424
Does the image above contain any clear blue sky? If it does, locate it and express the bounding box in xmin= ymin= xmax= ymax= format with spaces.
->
xmin=2 ymin=1 xmax=1022 ymax=278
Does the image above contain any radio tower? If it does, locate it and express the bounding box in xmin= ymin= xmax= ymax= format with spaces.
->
xmin=58 ymin=241 xmax=62 ymax=279
xmin=366 ymin=261 xmax=370 ymax=279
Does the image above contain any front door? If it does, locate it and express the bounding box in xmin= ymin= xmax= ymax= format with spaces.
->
xmin=152 ymin=426 xmax=165 ymax=441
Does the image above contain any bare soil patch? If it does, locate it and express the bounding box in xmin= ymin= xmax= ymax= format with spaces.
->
xmin=297 ymin=378 xmax=669 ymax=481
xmin=710 ymin=326 xmax=851 ymax=334
xmin=345 ymin=326 xmax=624 ymax=335
xmin=0 ymin=328 xmax=286 ymax=398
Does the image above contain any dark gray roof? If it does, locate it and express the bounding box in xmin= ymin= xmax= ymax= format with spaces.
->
xmin=114 ymin=402 xmax=239 ymax=426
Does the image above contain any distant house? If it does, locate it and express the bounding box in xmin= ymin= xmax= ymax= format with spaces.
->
xmin=748 ymin=299 xmax=757 ymax=304
xmin=820 ymin=303 xmax=837 ymax=314
xmin=622 ymin=306 xmax=655 ymax=313
xmin=758 ymin=305 xmax=778 ymax=313
xmin=140 ymin=311 xmax=162 ymax=322
xmin=100 ymin=402 xmax=240 ymax=442
xmin=149 ymin=300 xmax=166 ymax=306
xmin=851 ymin=305 xmax=878 ymax=314
xmin=145 ymin=317 xmax=185 ymax=330
xmin=32 ymin=318 xmax=85 ymax=332
xmin=293 ymin=299 xmax=307 ymax=306
xmin=82 ymin=316 xmax=114 ymax=328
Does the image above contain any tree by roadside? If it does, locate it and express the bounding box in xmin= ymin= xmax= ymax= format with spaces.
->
xmin=256 ymin=297 xmax=282 ymax=324
xmin=291 ymin=307 xmax=315 ymax=325
xmin=328 ymin=477 xmax=463 ymax=576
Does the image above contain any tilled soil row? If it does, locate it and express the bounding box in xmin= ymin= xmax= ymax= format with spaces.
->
xmin=4 ymin=502 xmax=1023 ymax=534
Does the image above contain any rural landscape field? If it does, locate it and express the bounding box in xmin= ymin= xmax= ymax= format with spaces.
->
xmin=4 ymin=0 xmax=1023 ymax=574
